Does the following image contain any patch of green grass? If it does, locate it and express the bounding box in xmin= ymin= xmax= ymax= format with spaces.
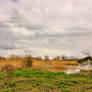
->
xmin=12 ymin=69 xmax=33 ymax=77
xmin=61 ymin=88 xmax=71 ymax=92
xmin=2 ymin=88 xmax=12 ymax=92
xmin=72 ymin=80 xmax=78 ymax=84
xmin=0 ymin=73 xmax=6 ymax=79
xmin=11 ymin=69 xmax=67 ymax=79
xmin=1 ymin=69 xmax=92 ymax=92
xmin=2 ymin=87 xmax=17 ymax=92
xmin=57 ymin=81 xmax=68 ymax=88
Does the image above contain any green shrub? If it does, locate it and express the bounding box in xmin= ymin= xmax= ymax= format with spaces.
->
xmin=72 ymin=80 xmax=78 ymax=84
xmin=61 ymin=88 xmax=71 ymax=92
xmin=2 ymin=88 xmax=12 ymax=92
xmin=57 ymin=81 xmax=67 ymax=88
xmin=4 ymin=81 xmax=17 ymax=87
xmin=2 ymin=88 xmax=16 ymax=92
xmin=0 ymin=74 xmax=6 ymax=79
xmin=32 ymin=80 xmax=42 ymax=87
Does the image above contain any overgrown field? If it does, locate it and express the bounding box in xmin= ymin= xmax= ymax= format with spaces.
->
xmin=0 ymin=69 xmax=92 ymax=92
xmin=0 ymin=56 xmax=78 ymax=72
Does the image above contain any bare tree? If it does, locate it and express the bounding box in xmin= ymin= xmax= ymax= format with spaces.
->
xmin=36 ymin=56 xmax=43 ymax=61
xmin=23 ymin=49 xmax=33 ymax=68
xmin=61 ymin=55 xmax=68 ymax=60
xmin=24 ymin=49 xmax=33 ymax=57
xmin=53 ymin=56 xmax=60 ymax=60
xmin=44 ymin=55 xmax=50 ymax=61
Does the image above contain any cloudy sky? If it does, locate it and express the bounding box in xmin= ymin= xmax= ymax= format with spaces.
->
xmin=0 ymin=0 xmax=92 ymax=57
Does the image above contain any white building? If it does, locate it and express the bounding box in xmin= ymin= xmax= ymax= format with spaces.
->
xmin=79 ymin=58 xmax=92 ymax=75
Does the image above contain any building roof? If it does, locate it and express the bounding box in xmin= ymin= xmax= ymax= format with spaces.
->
xmin=77 ymin=56 xmax=92 ymax=63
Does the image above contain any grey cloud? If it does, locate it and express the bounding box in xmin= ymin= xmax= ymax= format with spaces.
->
xmin=0 ymin=0 xmax=92 ymax=57
xmin=0 ymin=22 xmax=15 ymax=50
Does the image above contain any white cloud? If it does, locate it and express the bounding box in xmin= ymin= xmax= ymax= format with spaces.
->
xmin=0 ymin=0 xmax=92 ymax=57
xmin=0 ymin=1 xmax=14 ymax=22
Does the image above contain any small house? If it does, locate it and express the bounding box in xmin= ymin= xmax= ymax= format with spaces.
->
xmin=77 ymin=56 xmax=92 ymax=75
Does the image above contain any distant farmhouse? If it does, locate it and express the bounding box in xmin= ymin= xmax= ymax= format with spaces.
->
xmin=77 ymin=56 xmax=92 ymax=75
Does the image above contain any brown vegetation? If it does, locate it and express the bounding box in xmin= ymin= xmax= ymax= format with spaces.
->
xmin=0 ymin=55 xmax=79 ymax=72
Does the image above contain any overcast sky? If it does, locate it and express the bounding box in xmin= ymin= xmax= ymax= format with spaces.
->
xmin=0 ymin=0 xmax=92 ymax=57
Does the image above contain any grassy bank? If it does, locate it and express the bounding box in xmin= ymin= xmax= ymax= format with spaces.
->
xmin=0 ymin=69 xmax=92 ymax=92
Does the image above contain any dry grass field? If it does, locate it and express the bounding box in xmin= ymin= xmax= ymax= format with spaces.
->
xmin=0 ymin=56 xmax=79 ymax=72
